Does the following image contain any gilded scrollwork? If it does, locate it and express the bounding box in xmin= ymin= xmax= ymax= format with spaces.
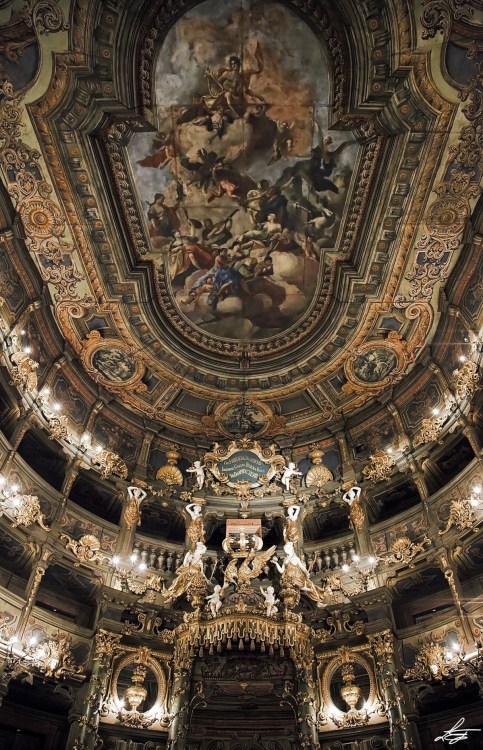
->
xmin=10 ymin=351 xmax=39 ymax=392
xmin=92 ymin=449 xmax=128 ymax=481
xmin=362 ymin=449 xmax=396 ymax=483
xmin=60 ymin=533 xmax=111 ymax=567
xmin=420 ymin=0 xmax=474 ymax=40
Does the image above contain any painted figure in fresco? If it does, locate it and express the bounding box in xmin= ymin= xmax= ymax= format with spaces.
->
xmin=260 ymin=585 xmax=279 ymax=617
xmin=180 ymin=271 xmax=216 ymax=304
xmin=272 ymin=541 xmax=327 ymax=605
xmin=92 ymin=348 xmax=135 ymax=382
xmin=180 ymin=148 xmax=219 ymax=193
xmin=220 ymin=402 xmax=265 ymax=435
xmin=208 ymin=266 xmax=251 ymax=310
xmin=187 ymin=460 xmax=206 ymax=490
xmin=207 ymin=158 xmax=256 ymax=206
xmin=267 ymin=120 xmax=294 ymax=165
xmin=352 ymin=348 xmax=397 ymax=383
xmin=169 ymin=238 xmax=214 ymax=285
xmin=203 ymin=45 xmax=265 ymax=120
xmin=281 ymin=462 xmax=302 ymax=492
xmin=147 ymin=193 xmax=180 ymax=239
xmin=206 ymin=584 xmax=223 ymax=617
xmin=137 ymin=131 xmax=176 ymax=170
xmin=128 ymin=0 xmax=358 ymax=341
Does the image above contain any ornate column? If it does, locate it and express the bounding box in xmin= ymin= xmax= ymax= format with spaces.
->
xmin=436 ymin=548 xmax=474 ymax=644
xmin=294 ymin=658 xmax=319 ymax=749
xmin=0 ymin=417 xmax=31 ymax=474
xmin=334 ymin=429 xmax=356 ymax=484
xmin=53 ymin=458 xmax=81 ymax=523
xmin=167 ymin=650 xmax=194 ymax=749
xmin=17 ymin=544 xmax=54 ymax=638
xmin=66 ymin=629 xmax=121 ymax=750
xmin=369 ymin=630 xmax=420 ymax=750
xmin=457 ymin=416 xmax=482 ymax=458
xmin=134 ymin=429 xmax=156 ymax=479
xmin=405 ymin=456 xmax=436 ymax=535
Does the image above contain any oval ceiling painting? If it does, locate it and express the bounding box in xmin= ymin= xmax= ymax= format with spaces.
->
xmin=128 ymin=0 xmax=357 ymax=341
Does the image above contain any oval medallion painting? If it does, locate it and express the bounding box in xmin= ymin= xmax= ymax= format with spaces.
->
xmin=128 ymin=0 xmax=356 ymax=341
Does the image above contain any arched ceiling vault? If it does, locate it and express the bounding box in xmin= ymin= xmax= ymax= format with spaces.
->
xmin=0 ymin=0 xmax=481 ymax=454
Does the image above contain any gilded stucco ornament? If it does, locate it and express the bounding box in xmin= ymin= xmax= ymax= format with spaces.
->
xmin=383 ymin=536 xmax=431 ymax=567
xmin=60 ymin=533 xmax=111 ymax=567
xmin=10 ymin=351 xmax=39 ymax=392
xmin=306 ymin=444 xmax=333 ymax=489
xmin=438 ymin=495 xmax=479 ymax=535
xmin=362 ymin=449 xmax=396 ymax=483
xmin=92 ymin=449 xmax=128 ymax=480
xmin=163 ymin=542 xmax=209 ymax=610
xmin=202 ymin=439 xmax=286 ymax=492
xmin=343 ymin=333 xmax=408 ymax=396
xmin=124 ymin=485 xmax=148 ymax=528
xmin=222 ymin=545 xmax=276 ymax=591
xmin=453 ymin=360 xmax=479 ymax=401
xmin=404 ymin=634 xmax=460 ymax=681
xmin=202 ymin=400 xmax=286 ymax=439
xmin=155 ymin=444 xmax=183 ymax=486
xmin=420 ymin=0 xmax=474 ymax=40
xmin=80 ymin=331 xmax=146 ymax=393
xmin=0 ymin=491 xmax=50 ymax=530
xmin=47 ymin=413 xmax=70 ymax=441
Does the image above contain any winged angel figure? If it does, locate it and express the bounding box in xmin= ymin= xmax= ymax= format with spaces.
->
xmin=222 ymin=545 xmax=276 ymax=590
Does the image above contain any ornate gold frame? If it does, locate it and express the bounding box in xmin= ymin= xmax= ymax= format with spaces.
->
xmin=80 ymin=330 xmax=146 ymax=392
xmin=110 ymin=651 xmax=168 ymax=720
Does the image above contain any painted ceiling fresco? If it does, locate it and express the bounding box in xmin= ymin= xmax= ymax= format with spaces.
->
xmin=127 ymin=0 xmax=357 ymax=341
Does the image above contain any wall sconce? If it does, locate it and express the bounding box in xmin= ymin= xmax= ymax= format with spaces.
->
xmin=0 ymin=475 xmax=49 ymax=530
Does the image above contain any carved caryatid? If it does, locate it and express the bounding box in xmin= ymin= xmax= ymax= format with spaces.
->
xmin=283 ymin=502 xmax=301 ymax=544
xmin=185 ymin=501 xmax=205 ymax=547
xmin=124 ymin=485 xmax=148 ymax=528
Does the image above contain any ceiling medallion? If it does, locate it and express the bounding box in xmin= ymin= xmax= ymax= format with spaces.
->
xmin=343 ymin=332 xmax=407 ymax=395
xmin=80 ymin=330 xmax=146 ymax=391
xmin=201 ymin=399 xmax=285 ymax=439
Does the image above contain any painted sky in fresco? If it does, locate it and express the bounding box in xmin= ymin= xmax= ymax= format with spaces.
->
xmin=127 ymin=0 xmax=358 ymax=341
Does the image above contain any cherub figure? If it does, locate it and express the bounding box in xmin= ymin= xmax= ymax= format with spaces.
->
xmin=281 ymin=462 xmax=302 ymax=492
xmin=187 ymin=460 xmax=206 ymax=490
xmin=206 ymin=584 xmax=223 ymax=617
xmin=260 ymin=585 xmax=279 ymax=617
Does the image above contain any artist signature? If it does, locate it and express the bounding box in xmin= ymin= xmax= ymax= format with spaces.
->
xmin=435 ymin=717 xmax=482 ymax=744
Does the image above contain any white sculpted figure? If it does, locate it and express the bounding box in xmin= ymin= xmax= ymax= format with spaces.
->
xmin=260 ymin=585 xmax=279 ymax=617
xmin=206 ymin=584 xmax=223 ymax=617
xmin=342 ymin=486 xmax=361 ymax=506
xmin=272 ymin=541 xmax=327 ymax=605
xmin=281 ymin=462 xmax=302 ymax=492
xmin=187 ymin=460 xmax=206 ymax=490
xmin=164 ymin=541 xmax=208 ymax=603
